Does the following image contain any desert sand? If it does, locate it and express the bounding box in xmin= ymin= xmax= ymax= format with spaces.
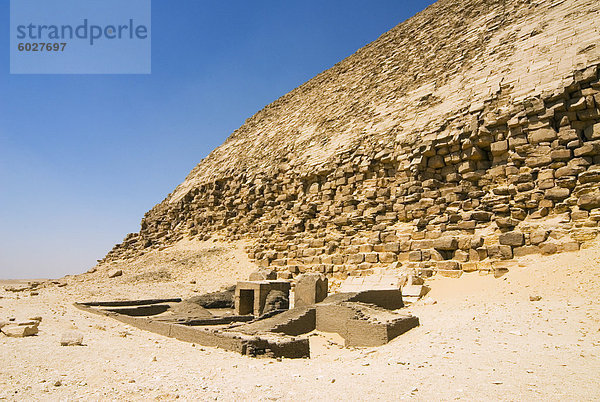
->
xmin=1 ymin=241 xmax=599 ymax=401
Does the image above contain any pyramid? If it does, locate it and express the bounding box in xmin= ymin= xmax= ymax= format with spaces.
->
xmin=101 ymin=0 xmax=600 ymax=278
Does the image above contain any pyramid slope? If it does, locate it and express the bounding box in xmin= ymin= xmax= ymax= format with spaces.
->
xmin=100 ymin=0 xmax=600 ymax=277
xmin=170 ymin=0 xmax=600 ymax=201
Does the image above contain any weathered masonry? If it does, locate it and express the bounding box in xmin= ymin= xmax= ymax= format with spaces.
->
xmin=99 ymin=0 xmax=600 ymax=279
xmin=75 ymin=275 xmax=418 ymax=358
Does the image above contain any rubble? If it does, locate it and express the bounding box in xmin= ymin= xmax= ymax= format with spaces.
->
xmin=60 ymin=332 xmax=84 ymax=346
xmin=1 ymin=320 xmax=39 ymax=338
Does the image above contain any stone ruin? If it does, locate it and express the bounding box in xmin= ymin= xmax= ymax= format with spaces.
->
xmin=96 ymin=0 xmax=600 ymax=283
xmin=76 ymin=273 xmax=419 ymax=358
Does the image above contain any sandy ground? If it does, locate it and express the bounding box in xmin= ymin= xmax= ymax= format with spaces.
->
xmin=1 ymin=242 xmax=599 ymax=401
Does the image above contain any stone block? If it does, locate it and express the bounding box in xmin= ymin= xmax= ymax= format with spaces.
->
xmin=108 ymin=269 xmax=123 ymax=278
xmin=499 ymin=231 xmax=525 ymax=246
xmin=379 ymin=252 xmax=398 ymax=263
xmin=471 ymin=211 xmax=493 ymax=222
xmin=402 ymin=285 xmax=428 ymax=298
xmin=408 ymin=251 xmax=422 ymax=262
xmin=559 ymin=242 xmax=580 ymax=252
xmin=530 ymin=229 xmax=549 ymax=245
xmin=574 ymin=143 xmax=600 ymax=157
xmin=550 ymin=149 xmax=571 ymax=161
xmin=513 ymin=245 xmax=541 ymax=257
xmin=294 ymin=273 xmax=328 ymax=307
xmin=528 ymin=128 xmax=557 ymax=145
xmin=365 ymin=253 xmax=379 ymax=263
xmin=60 ymin=332 xmax=84 ymax=346
xmin=579 ymin=169 xmax=600 ymax=183
xmin=437 ymin=260 xmax=460 ymax=270
xmin=433 ymin=237 xmax=458 ymax=251
xmin=462 ymin=262 xmax=478 ymax=272
xmin=453 ymin=250 xmax=470 ymax=262
xmin=525 ymin=155 xmax=553 ymax=168
xmin=437 ymin=269 xmax=463 ymax=278
xmin=487 ymin=245 xmax=513 ymax=260
xmin=578 ymin=192 xmax=600 ymax=210
xmin=540 ymin=243 xmax=558 ymax=255
xmin=545 ymin=187 xmax=571 ymax=200
xmin=584 ymin=123 xmax=600 ymax=140
xmin=347 ymin=254 xmax=365 ymax=264
xmin=490 ymin=141 xmax=508 ymax=155
xmin=2 ymin=323 xmax=39 ymax=338
xmin=249 ymin=268 xmax=278 ymax=281
xmin=558 ymin=128 xmax=579 ymax=143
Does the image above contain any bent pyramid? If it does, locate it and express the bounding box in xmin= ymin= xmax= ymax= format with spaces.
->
xmin=101 ymin=0 xmax=600 ymax=278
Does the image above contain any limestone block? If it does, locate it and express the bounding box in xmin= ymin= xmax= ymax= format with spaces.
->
xmin=545 ymin=187 xmax=571 ymax=200
xmin=550 ymin=149 xmax=571 ymax=161
xmin=558 ymin=128 xmax=579 ymax=144
xmin=347 ymin=254 xmax=365 ymax=264
xmin=437 ymin=270 xmax=463 ymax=278
xmin=513 ymin=245 xmax=541 ymax=257
xmin=530 ymin=230 xmax=549 ymax=245
xmin=249 ymin=268 xmax=278 ymax=281
xmin=437 ymin=261 xmax=460 ymax=270
xmin=365 ymin=253 xmax=379 ymax=263
xmin=408 ymin=251 xmax=422 ymax=262
xmin=433 ymin=237 xmax=458 ymax=251
xmin=579 ymin=169 xmax=600 ymax=183
xmin=487 ymin=245 xmax=513 ymax=260
xmin=525 ymin=155 xmax=553 ymax=168
xmin=556 ymin=166 xmax=584 ymax=178
xmin=499 ymin=232 xmax=525 ymax=246
xmin=379 ymin=252 xmax=397 ymax=263
xmin=60 ymin=332 xmax=84 ymax=346
xmin=108 ymin=269 xmax=123 ymax=278
xmin=402 ymin=285 xmax=428 ymax=298
xmin=453 ymin=250 xmax=470 ymax=262
xmin=528 ymin=128 xmax=557 ymax=145
xmin=578 ymin=191 xmax=600 ymax=210
xmin=584 ymin=123 xmax=600 ymax=141
xmin=574 ymin=143 xmax=600 ymax=157
xmin=490 ymin=141 xmax=509 ymax=155
xmin=539 ymin=242 xmax=558 ymax=255
xmin=2 ymin=323 xmax=38 ymax=338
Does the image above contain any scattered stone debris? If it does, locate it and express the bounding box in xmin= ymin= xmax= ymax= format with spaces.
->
xmin=1 ymin=320 xmax=39 ymax=338
xmin=108 ymin=269 xmax=123 ymax=278
xmin=421 ymin=297 xmax=437 ymax=306
xmin=4 ymin=281 xmax=41 ymax=293
xmin=60 ymin=332 xmax=85 ymax=346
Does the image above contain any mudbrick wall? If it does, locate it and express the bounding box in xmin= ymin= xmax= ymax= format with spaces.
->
xmin=100 ymin=0 xmax=600 ymax=279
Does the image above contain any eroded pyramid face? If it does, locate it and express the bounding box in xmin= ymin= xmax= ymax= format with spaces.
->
xmin=101 ymin=0 xmax=600 ymax=282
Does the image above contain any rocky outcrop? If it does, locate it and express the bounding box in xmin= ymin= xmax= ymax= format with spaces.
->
xmin=99 ymin=0 xmax=600 ymax=280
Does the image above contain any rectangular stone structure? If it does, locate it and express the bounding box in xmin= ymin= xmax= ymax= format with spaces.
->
xmin=234 ymin=280 xmax=291 ymax=316
xmin=294 ymin=273 xmax=328 ymax=307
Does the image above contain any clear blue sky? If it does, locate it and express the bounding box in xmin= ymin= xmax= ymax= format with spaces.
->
xmin=0 ymin=0 xmax=434 ymax=279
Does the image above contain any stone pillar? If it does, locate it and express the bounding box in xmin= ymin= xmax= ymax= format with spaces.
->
xmin=294 ymin=274 xmax=328 ymax=307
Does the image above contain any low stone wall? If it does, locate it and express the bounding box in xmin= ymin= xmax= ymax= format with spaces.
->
xmin=103 ymin=64 xmax=600 ymax=279
xmin=74 ymin=302 xmax=310 ymax=358
xmin=315 ymin=303 xmax=419 ymax=347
